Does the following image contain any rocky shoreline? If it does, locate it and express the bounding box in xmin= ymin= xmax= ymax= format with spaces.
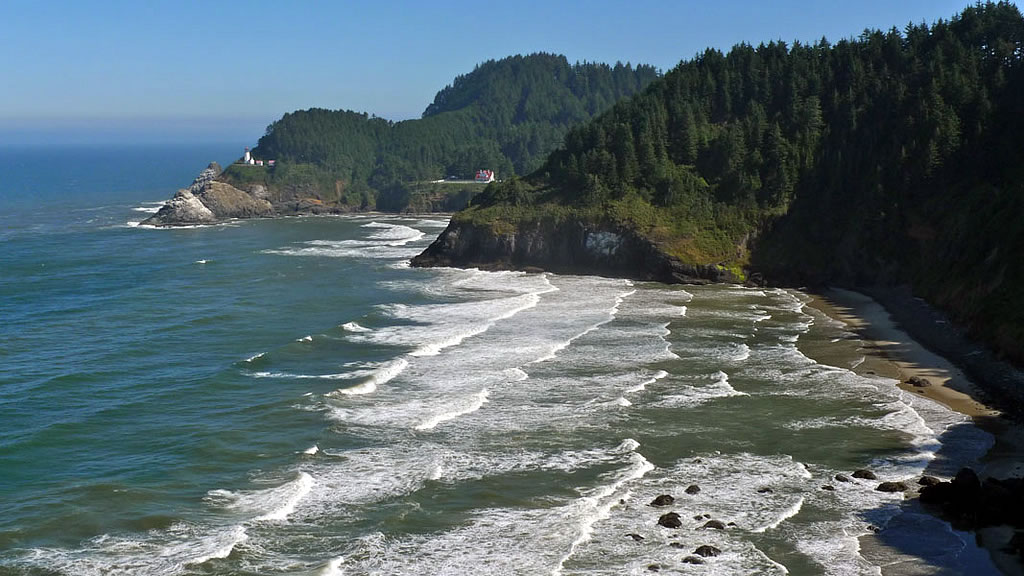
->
xmin=141 ymin=163 xmax=351 ymax=227
xmin=410 ymin=217 xmax=739 ymax=285
xmin=807 ymin=289 xmax=1024 ymax=575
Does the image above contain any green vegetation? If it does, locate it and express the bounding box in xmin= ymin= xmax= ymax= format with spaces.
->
xmin=469 ymin=2 xmax=1024 ymax=362
xmin=240 ymin=53 xmax=659 ymax=211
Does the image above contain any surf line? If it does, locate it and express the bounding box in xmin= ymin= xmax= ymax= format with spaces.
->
xmin=551 ymin=440 xmax=655 ymax=576
xmin=532 ymin=287 xmax=636 ymax=364
xmin=410 ymin=276 xmax=559 ymax=358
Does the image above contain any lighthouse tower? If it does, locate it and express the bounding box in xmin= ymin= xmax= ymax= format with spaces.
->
xmin=243 ymin=147 xmax=252 ymax=165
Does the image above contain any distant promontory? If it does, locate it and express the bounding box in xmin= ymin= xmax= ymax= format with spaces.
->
xmin=144 ymin=54 xmax=659 ymax=225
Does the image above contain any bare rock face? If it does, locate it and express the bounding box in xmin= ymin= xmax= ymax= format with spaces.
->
xmin=197 ymin=181 xmax=274 ymax=218
xmin=186 ymin=162 xmax=222 ymax=194
xmin=146 ymin=189 xmax=217 ymax=225
xmin=410 ymin=218 xmax=738 ymax=284
xmin=143 ymin=163 xmax=273 ymax=226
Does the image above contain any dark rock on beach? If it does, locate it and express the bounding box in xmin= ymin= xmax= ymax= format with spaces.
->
xmin=682 ymin=556 xmax=705 ymax=565
xmin=919 ymin=467 xmax=1024 ymax=531
xmin=906 ymin=376 xmax=932 ymax=387
xmin=700 ymin=520 xmax=727 ymax=530
xmin=658 ymin=512 xmax=683 ymax=529
xmin=694 ymin=545 xmax=722 ymax=557
xmin=822 ymin=485 xmax=835 ymax=491
xmin=835 ymin=474 xmax=850 ymax=483
xmin=757 ymin=487 xmax=773 ymax=493
xmin=952 ymin=467 xmax=982 ymax=492
xmin=685 ymin=484 xmax=701 ymax=495
xmin=650 ymin=495 xmax=675 ymax=507
xmin=876 ymin=481 xmax=908 ymax=493
xmin=626 ymin=533 xmax=645 ymax=541
xmin=919 ymin=475 xmax=942 ymax=487
xmin=853 ymin=469 xmax=877 ymax=480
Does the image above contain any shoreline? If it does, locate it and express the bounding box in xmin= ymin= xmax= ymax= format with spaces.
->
xmin=803 ymin=288 xmax=1024 ymax=575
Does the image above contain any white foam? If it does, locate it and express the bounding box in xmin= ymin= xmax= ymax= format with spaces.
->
xmin=297 ymin=335 xmax=313 ymax=342
xmin=303 ymin=445 xmax=320 ymax=455
xmin=245 ymin=352 xmax=265 ymax=362
xmin=793 ymin=523 xmax=881 ymax=576
xmin=254 ymin=472 xmax=314 ymax=522
xmin=263 ymin=224 xmax=430 ymax=259
xmin=320 ymin=557 xmax=345 ymax=576
xmin=334 ymin=358 xmax=409 ymax=395
xmin=624 ymin=369 xmax=668 ymax=393
xmin=711 ymin=370 xmax=748 ymax=397
xmin=358 ymin=278 xmax=558 ymax=358
xmin=552 ymin=444 xmax=655 ymax=575
xmin=17 ymin=522 xmax=250 ymax=575
xmin=647 ymin=370 xmax=750 ymax=409
xmin=731 ymin=342 xmax=752 ymax=361
xmin=249 ymin=371 xmax=360 ymax=380
xmin=341 ymin=322 xmax=371 ymax=333
xmin=363 ymin=223 xmax=425 ymax=245
xmin=505 ymin=367 xmax=529 ymax=382
xmin=752 ymin=496 xmax=805 ymax=533
xmin=531 ymin=287 xmax=634 ymax=363
xmin=130 ymin=201 xmax=165 ymax=212
xmin=187 ymin=525 xmax=248 ymax=565
xmin=205 ymin=472 xmax=314 ymax=523
xmin=615 ymin=397 xmax=632 ymax=407
xmin=194 ymin=259 xmax=209 ymax=265
xmin=415 ymin=389 xmax=490 ymax=431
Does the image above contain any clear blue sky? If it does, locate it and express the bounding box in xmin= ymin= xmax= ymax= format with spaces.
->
xmin=0 ymin=0 xmax=996 ymax=144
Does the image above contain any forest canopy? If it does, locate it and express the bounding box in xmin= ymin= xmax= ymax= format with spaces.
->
xmin=231 ymin=54 xmax=659 ymax=209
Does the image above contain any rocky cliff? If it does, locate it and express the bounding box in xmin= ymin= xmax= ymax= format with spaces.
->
xmin=410 ymin=218 xmax=738 ymax=284
xmin=142 ymin=162 xmax=275 ymax=226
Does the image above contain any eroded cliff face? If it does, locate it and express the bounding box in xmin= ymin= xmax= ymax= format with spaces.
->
xmin=411 ymin=218 xmax=737 ymax=284
xmin=142 ymin=163 xmax=275 ymax=226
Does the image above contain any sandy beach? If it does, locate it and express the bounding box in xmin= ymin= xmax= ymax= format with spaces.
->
xmin=805 ymin=288 xmax=1024 ymax=575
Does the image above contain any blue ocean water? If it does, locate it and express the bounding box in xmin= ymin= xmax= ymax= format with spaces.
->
xmin=0 ymin=145 xmax=1004 ymax=575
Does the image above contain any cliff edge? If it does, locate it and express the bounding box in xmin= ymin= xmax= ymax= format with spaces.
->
xmin=410 ymin=217 xmax=738 ymax=285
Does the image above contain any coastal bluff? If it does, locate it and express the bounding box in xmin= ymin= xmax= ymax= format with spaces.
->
xmin=410 ymin=217 xmax=738 ymax=285
xmin=143 ymin=163 xmax=274 ymax=226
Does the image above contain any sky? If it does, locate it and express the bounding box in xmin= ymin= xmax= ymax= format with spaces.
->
xmin=0 ymin=0 xmax=1000 ymax=145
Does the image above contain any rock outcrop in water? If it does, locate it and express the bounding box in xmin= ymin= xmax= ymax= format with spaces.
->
xmin=143 ymin=163 xmax=274 ymax=226
xmin=410 ymin=218 xmax=739 ymax=285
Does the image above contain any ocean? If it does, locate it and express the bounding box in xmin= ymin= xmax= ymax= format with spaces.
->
xmin=0 ymin=145 xmax=1003 ymax=575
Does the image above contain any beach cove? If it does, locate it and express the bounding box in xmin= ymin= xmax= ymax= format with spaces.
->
xmin=807 ymin=289 xmax=1024 ymax=575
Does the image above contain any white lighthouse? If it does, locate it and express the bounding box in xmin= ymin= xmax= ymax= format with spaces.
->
xmin=243 ymin=147 xmax=253 ymax=165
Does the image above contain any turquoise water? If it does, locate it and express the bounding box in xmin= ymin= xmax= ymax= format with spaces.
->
xmin=0 ymin=146 xmax=1002 ymax=575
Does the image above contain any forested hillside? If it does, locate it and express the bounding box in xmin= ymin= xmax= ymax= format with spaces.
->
xmin=456 ymin=2 xmax=1024 ymax=363
xmin=220 ymin=54 xmax=658 ymax=210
